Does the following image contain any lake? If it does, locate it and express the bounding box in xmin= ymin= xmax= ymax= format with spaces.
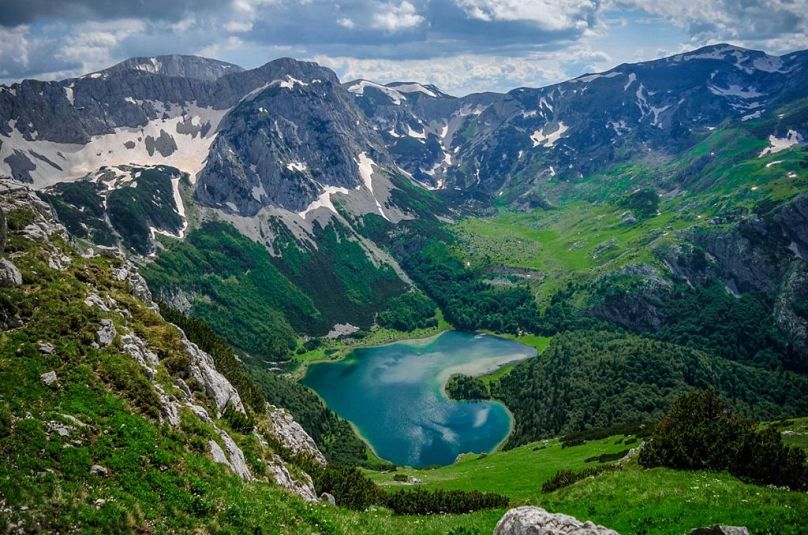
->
xmin=301 ymin=331 xmax=536 ymax=467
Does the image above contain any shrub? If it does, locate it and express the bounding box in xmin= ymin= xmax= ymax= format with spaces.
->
xmin=308 ymin=464 xmax=382 ymax=510
xmin=542 ymin=465 xmax=617 ymax=493
xmin=383 ymin=488 xmax=508 ymax=515
xmin=639 ymin=390 xmax=808 ymax=490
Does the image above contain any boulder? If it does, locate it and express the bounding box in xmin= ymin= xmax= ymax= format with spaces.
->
xmin=90 ymin=465 xmax=108 ymax=476
xmin=320 ymin=492 xmax=336 ymax=505
xmin=96 ymin=319 xmax=116 ymax=346
xmin=38 ymin=342 xmax=55 ymax=354
xmin=40 ymin=371 xmax=58 ymax=386
xmin=494 ymin=507 xmax=619 ymax=535
xmin=0 ymin=258 xmax=22 ymax=286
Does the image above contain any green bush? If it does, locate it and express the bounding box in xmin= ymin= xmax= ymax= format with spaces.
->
xmin=639 ymin=390 xmax=808 ymax=490
xmin=383 ymin=488 xmax=509 ymax=515
xmin=541 ymin=465 xmax=616 ymax=493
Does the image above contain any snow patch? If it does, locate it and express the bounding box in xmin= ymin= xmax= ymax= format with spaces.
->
xmin=708 ymin=84 xmax=764 ymax=99
xmin=286 ymin=161 xmax=307 ymax=172
xmin=389 ymin=83 xmax=437 ymax=97
xmin=347 ymin=80 xmax=405 ymax=105
xmin=356 ymin=152 xmax=389 ymax=221
xmin=297 ymin=186 xmax=350 ymax=219
xmin=64 ymin=85 xmax=74 ymax=106
xmin=0 ymin=102 xmax=229 ymax=188
xmin=570 ymin=71 xmax=622 ymax=83
xmin=405 ymin=124 xmax=426 ymax=140
xmin=530 ymin=122 xmax=568 ymax=148
xmin=758 ymin=130 xmax=802 ymax=157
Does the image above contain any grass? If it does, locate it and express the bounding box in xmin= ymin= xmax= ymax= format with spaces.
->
xmin=366 ymin=435 xmax=634 ymax=499
xmin=542 ymin=464 xmax=808 ymax=535
xmin=366 ymin=431 xmax=808 ymax=534
xmin=761 ymin=417 xmax=808 ymax=452
xmin=454 ymin=202 xmax=688 ymax=300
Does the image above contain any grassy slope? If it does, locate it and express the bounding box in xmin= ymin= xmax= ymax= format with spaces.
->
xmin=455 ymin=140 xmax=808 ymax=303
xmin=369 ymin=433 xmax=808 ymax=534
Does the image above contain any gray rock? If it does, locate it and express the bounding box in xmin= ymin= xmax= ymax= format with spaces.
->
xmin=0 ymin=258 xmax=22 ymax=286
xmin=21 ymin=223 xmax=47 ymax=242
xmin=208 ymin=432 xmax=252 ymax=481
xmin=89 ymin=465 xmax=108 ymax=476
xmin=38 ymin=342 xmax=55 ymax=354
xmin=263 ymin=405 xmax=326 ymax=465
xmin=120 ymin=333 xmax=160 ymax=379
xmin=494 ymin=507 xmax=619 ymax=535
xmin=320 ymin=492 xmax=336 ymax=505
xmin=96 ymin=319 xmax=116 ymax=346
xmin=267 ymin=454 xmax=318 ymax=502
xmin=209 ymin=439 xmax=229 ymax=466
xmin=40 ymin=371 xmax=58 ymax=386
xmin=0 ymin=206 xmax=6 ymax=253
xmin=181 ymin=335 xmax=245 ymax=416
xmin=688 ymin=527 xmax=749 ymax=535
xmin=46 ymin=420 xmax=74 ymax=437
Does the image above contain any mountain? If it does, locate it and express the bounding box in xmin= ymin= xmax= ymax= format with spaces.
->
xmin=1 ymin=43 xmax=808 ymax=533
xmin=99 ymin=54 xmax=244 ymax=81
xmin=348 ymin=44 xmax=808 ymax=199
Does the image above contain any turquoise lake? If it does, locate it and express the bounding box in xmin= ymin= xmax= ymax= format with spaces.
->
xmin=301 ymin=331 xmax=536 ymax=467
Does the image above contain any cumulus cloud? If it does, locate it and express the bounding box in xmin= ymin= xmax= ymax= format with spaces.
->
xmin=0 ymin=0 xmax=806 ymax=90
xmin=455 ymin=0 xmax=598 ymax=31
xmin=371 ymin=2 xmax=424 ymax=32
xmin=610 ymin=0 xmax=808 ymax=48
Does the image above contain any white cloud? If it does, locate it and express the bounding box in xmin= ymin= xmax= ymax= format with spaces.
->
xmin=337 ymin=17 xmax=355 ymax=29
xmin=610 ymin=0 xmax=808 ymax=52
xmin=0 ymin=26 xmax=31 ymax=76
xmin=455 ymin=0 xmax=598 ymax=31
xmin=371 ymin=1 xmax=424 ymax=32
xmin=56 ymin=19 xmax=146 ymax=75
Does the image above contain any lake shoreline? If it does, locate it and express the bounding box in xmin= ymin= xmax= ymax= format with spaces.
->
xmin=301 ymin=330 xmax=537 ymax=468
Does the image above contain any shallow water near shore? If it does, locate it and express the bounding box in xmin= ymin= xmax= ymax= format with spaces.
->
xmin=302 ymin=331 xmax=536 ymax=467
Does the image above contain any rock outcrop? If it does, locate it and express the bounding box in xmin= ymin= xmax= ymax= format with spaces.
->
xmin=0 ymin=258 xmax=22 ymax=286
xmin=263 ymin=406 xmax=327 ymax=465
xmin=494 ymin=507 xmax=619 ymax=535
xmin=0 ymin=181 xmax=322 ymax=504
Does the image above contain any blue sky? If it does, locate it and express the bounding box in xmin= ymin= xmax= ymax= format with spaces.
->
xmin=1 ymin=0 xmax=806 ymax=94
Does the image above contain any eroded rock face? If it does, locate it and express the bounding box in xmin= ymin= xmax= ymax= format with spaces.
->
xmin=181 ymin=336 xmax=245 ymax=416
xmin=96 ymin=319 xmax=116 ymax=346
xmin=0 ymin=258 xmax=22 ymax=287
xmin=266 ymin=454 xmax=318 ymax=502
xmin=264 ymin=405 xmax=326 ymax=465
xmin=494 ymin=507 xmax=619 ymax=535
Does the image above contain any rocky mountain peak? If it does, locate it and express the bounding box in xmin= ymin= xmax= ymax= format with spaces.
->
xmin=100 ymin=54 xmax=245 ymax=81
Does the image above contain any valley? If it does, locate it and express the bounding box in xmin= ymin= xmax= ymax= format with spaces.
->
xmin=1 ymin=41 xmax=808 ymax=534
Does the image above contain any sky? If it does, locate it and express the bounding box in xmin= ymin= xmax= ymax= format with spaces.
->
xmin=0 ymin=0 xmax=807 ymax=95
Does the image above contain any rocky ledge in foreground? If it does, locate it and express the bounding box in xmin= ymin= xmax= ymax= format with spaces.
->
xmin=494 ymin=506 xmax=751 ymax=535
xmin=494 ymin=507 xmax=619 ymax=535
